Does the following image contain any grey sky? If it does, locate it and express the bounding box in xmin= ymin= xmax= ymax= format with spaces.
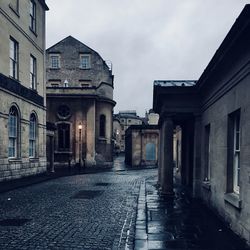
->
xmin=46 ymin=0 xmax=249 ymax=116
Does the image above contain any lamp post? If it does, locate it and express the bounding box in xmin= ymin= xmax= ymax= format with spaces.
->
xmin=78 ymin=123 xmax=82 ymax=168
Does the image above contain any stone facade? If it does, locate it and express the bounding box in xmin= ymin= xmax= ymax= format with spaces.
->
xmin=113 ymin=111 xmax=143 ymax=152
xmin=46 ymin=36 xmax=115 ymax=167
xmin=0 ymin=0 xmax=48 ymax=181
xmin=153 ymin=5 xmax=250 ymax=244
xmin=125 ymin=125 xmax=159 ymax=167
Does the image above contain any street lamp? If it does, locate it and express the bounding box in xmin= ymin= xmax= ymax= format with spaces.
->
xmin=78 ymin=123 xmax=82 ymax=168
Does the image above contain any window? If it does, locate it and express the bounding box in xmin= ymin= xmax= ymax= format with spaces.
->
xmin=100 ymin=115 xmax=106 ymax=137
xmin=204 ymin=124 xmax=211 ymax=181
xmin=29 ymin=114 xmax=37 ymax=157
xmin=29 ymin=0 xmax=36 ymax=32
xmin=50 ymin=55 xmax=60 ymax=69
xmin=80 ymin=54 xmax=90 ymax=69
xmin=30 ymin=55 xmax=37 ymax=90
xmin=233 ymin=113 xmax=240 ymax=193
xmin=227 ymin=110 xmax=241 ymax=194
xmin=8 ymin=106 xmax=19 ymax=158
xmin=57 ymin=105 xmax=70 ymax=120
xmin=9 ymin=37 xmax=18 ymax=79
xmin=9 ymin=0 xmax=19 ymax=14
xmin=146 ymin=143 xmax=156 ymax=161
xmin=58 ymin=123 xmax=70 ymax=151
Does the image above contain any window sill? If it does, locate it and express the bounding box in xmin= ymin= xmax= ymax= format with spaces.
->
xmin=202 ymin=181 xmax=211 ymax=191
xmin=224 ymin=193 xmax=242 ymax=209
xmin=79 ymin=67 xmax=91 ymax=70
xmin=29 ymin=157 xmax=39 ymax=162
xmin=8 ymin=158 xmax=22 ymax=163
xmin=98 ymin=137 xmax=107 ymax=141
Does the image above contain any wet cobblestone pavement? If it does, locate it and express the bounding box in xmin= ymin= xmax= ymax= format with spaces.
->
xmin=135 ymin=175 xmax=250 ymax=250
xmin=0 ymin=157 xmax=249 ymax=249
xmin=0 ymin=166 xmax=155 ymax=250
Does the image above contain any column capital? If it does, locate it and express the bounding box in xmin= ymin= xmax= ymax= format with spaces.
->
xmin=158 ymin=112 xmax=175 ymax=127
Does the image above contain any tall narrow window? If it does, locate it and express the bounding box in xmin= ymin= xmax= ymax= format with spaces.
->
xmin=50 ymin=55 xmax=60 ymax=69
xmin=29 ymin=0 xmax=36 ymax=32
xmin=30 ymin=55 xmax=37 ymax=90
xmin=9 ymin=38 xmax=18 ymax=79
xmin=100 ymin=115 xmax=106 ymax=137
xmin=227 ymin=110 xmax=241 ymax=194
xmin=80 ymin=54 xmax=90 ymax=69
xmin=9 ymin=0 xmax=19 ymax=14
xmin=233 ymin=112 xmax=240 ymax=194
xmin=29 ymin=114 xmax=37 ymax=157
xmin=58 ymin=123 xmax=70 ymax=151
xmin=204 ymin=124 xmax=211 ymax=181
xmin=8 ymin=106 xmax=18 ymax=158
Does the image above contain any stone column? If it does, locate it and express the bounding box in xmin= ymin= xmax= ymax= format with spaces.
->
xmin=86 ymin=101 xmax=96 ymax=166
xmin=158 ymin=127 xmax=163 ymax=185
xmin=161 ymin=116 xmax=174 ymax=195
xmin=193 ymin=115 xmax=202 ymax=197
xmin=50 ymin=135 xmax=55 ymax=172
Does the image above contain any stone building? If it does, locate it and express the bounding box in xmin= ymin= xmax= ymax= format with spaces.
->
xmin=153 ymin=5 xmax=250 ymax=244
xmin=125 ymin=125 xmax=159 ymax=167
xmin=0 ymin=0 xmax=48 ymax=181
xmin=46 ymin=36 xmax=115 ymax=167
xmin=113 ymin=111 xmax=143 ymax=152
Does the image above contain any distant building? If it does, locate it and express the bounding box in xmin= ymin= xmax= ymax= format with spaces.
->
xmin=153 ymin=5 xmax=250 ymax=245
xmin=145 ymin=109 xmax=159 ymax=125
xmin=0 ymin=0 xmax=48 ymax=181
xmin=46 ymin=36 xmax=115 ymax=167
xmin=125 ymin=125 xmax=159 ymax=167
xmin=113 ymin=110 xmax=143 ymax=152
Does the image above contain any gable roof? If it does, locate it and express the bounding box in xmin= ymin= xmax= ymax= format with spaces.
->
xmin=46 ymin=36 xmax=101 ymax=57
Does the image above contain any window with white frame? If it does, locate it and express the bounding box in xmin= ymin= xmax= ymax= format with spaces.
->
xmin=227 ymin=110 xmax=241 ymax=194
xmin=204 ymin=124 xmax=211 ymax=181
xmin=8 ymin=106 xmax=19 ymax=158
xmin=29 ymin=114 xmax=37 ymax=157
xmin=30 ymin=55 xmax=37 ymax=90
xmin=80 ymin=54 xmax=91 ymax=69
xmin=29 ymin=0 xmax=36 ymax=32
xmin=50 ymin=55 xmax=60 ymax=69
xmin=233 ymin=112 xmax=240 ymax=194
xmin=9 ymin=37 xmax=18 ymax=79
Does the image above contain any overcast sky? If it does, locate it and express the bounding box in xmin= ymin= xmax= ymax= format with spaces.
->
xmin=46 ymin=0 xmax=249 ymax=116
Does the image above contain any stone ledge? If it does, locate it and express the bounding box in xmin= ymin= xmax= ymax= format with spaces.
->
xmin=224 ymin=192 xmax=242 ymax=209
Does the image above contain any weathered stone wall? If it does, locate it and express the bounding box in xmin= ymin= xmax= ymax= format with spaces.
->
xmin=199 ymin=23 xmax=250 ymax=243
xmin=0 ymin=0 xmax=47 ymax=181
xmin=46 ymin=36 xmax=115 ymax=167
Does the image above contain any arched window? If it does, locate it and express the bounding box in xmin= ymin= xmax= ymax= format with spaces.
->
xmin=146 ymin=143 xmax=156 ymax=161
xmin=58 ymin=123 xmax=70 ymax=151
xmin=8 ymin=106 xmax=19 ymax=157
xmin=29 ymin=113 xmax=37 ymax=157
xmin=100 ymin=114 xmax=106 ymax=137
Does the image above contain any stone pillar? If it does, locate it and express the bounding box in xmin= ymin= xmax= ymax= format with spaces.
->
xmin=193 ymin=115 xmax=202 ymax=197
xmin=50 ymin=135 xmax=55 ymax=172
xmin=161 ymin=116 xmax=174 ymax=195
xmin=158 ymin=127 xmax=163 ymax=185
xmin=86 ymin=101 xmax=96 ymax=166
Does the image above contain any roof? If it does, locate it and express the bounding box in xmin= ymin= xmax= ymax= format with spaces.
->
xmin=154 ymin=80 xmax=197 ymax=87
xmin=197 ymin=4 xmax=250 ymax=88
xmin=38 ymin=0 xmax=49 ymax=10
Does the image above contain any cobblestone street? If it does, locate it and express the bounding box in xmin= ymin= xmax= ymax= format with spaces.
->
xmin=0 ymin=158 xmax=154 ymax=249
xmin=0 ymin=157 xmax=249 ymax=250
